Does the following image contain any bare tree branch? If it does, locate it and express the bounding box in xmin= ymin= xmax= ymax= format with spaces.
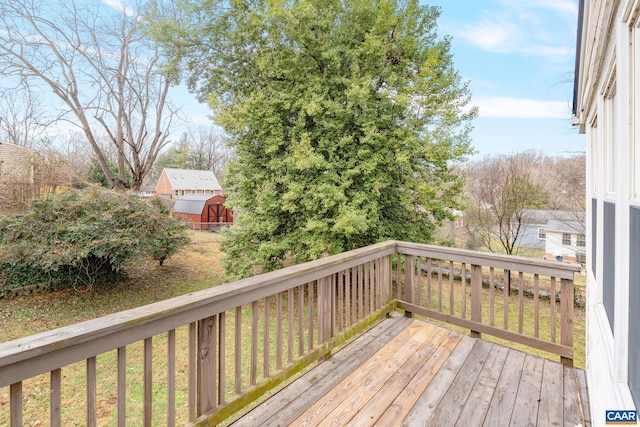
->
xmin=0 ymin=0 xmax=177 ymax=190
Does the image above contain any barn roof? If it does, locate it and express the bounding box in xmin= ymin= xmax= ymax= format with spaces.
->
xmin=173 ymin=194 xmax=221 ymax=215
xmin=162 ymin=168 xmax=222 ymax=192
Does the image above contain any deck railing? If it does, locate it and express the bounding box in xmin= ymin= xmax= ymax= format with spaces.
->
xmin=395 ymin=242 xmax=581 ymax=366
xmin=0 ymin=241 xmax=580 ymax=426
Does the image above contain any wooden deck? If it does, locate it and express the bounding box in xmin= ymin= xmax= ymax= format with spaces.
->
xmin=231 ymin=313 xmax=590 ymax=427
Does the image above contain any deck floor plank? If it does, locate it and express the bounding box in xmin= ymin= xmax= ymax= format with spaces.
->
xmin=537 ymin=359 xmax=564 ymax=426
xmin=231 ymin=314 xmax=412 ymax=427
xmin=230 ymin=316 xmax=589 ymax=427
xmin=564 ymin=365 xmax=583 ymax=426
xmin=510 ymin=354 xmax=544 ymax=426
xmin=425 ymin=339 xmax=493 ymax=426
xmin=576 ymin=367 xmax=591 ymax=426
xmin=454 ymin=344 xmax=510 ymax=426
xmin=344 ymin=327 xmax=451 ymax=426
xmin=482 ymin=349 xmax=526 ymax=427
xmin=399 ymin=335 xmax=476 ymax=425
xmin=373 ymin=331 xmax=463 ymax=427
xmin=293 ymin=322 xmax=440 ymax=427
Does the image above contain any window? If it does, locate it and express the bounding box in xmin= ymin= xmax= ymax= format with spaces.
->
xmin=562 ymin=233 xmax=571 ymax=246
xmin=577 ymin=234 xmax=586 ymax=247
xmin=604 ymin=69 xmax=617 ymax=195
xmin=538 ymin=228 xmax=546 ymax=239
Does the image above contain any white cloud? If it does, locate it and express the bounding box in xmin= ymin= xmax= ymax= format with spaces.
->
xmin=455 ymin=1 xmax=576 ymax=60
xmin=473 ymin=97 xmax=571 ymax=119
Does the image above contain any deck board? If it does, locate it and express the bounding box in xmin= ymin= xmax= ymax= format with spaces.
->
xmin=482 ymin=349 xmax=525 ymax=427
xmin=231 ymin=314 xmax=590 ymax=427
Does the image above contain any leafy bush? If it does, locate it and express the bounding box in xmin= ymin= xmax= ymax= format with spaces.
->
xmin=0 ymin=187 xmax=189 ymax=292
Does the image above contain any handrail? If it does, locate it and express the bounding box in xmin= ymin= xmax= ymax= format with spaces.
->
xmin=0 ymin=240 xmax=580 ymax=426
xmin=0 ymin=240 xmax=396 ymax=385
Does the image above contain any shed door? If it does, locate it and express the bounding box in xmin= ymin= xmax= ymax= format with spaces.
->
xmin=208 ymin=203 xmax=229 ymax=223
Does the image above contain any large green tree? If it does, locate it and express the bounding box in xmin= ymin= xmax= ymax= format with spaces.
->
xmin=153 ymin=0 xmax=476 ymax=278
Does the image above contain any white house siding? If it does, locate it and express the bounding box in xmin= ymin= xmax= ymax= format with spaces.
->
xmin=573 ymin=0 xmax=639 ymax=419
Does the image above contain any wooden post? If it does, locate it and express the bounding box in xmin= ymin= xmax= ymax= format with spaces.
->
xmin=317 ymin=276 xmax=333 ymax=344
xmin=470 ymin=264 xmax=483 ymax=338
xmin=197 ymin=315 xmax=217 ymax=416
xmin=560 ymin=278 xmax=574 ymax=367
xmin=404 ymin=255 xmax=414 ymax=318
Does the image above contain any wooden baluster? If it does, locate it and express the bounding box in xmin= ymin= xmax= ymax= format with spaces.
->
xmin=235 ymin=306 xmax=242 ymax=395
xmin=489 ymin=267 xmax=495 ymax=326
xmin=276 ymin=293 xmax=283 ymax=370
xmin=461 ymin=263 xmax=467 ymax=319
xmin=10 ymin=381 xmax=22 ymax=427
xmin=317 ymin=276 xmax=333 ymax=343
xmin=438 ymin=260 xmax=443 ymax=312
xmin=117 ymin=346 xmax=126 ymax=426
xmin=561 ymin=278 xmax=574 ymax=366
xmin=87 ymin=356 xmax=97 ymax=427
xmin=219 ymin=312 xmax=226 ymax=404
xmin=404 ymin=255 xmax=414 ymax=317
xmin=550 ymin=277 xmax=557 ymax=343
xmin=518 ymin=272 xmax=524 ymax=334
xmin=263 ymin=297 xmax=270 ymax=378
xmin=534 ymin=275 xmax=540 ymax=338
xmin=288 ymin=289 xmax=294 ymax=364
xmin=308 ymin=282 xmax=315 ymax=351
xmin=503 ymin=270 xmax=510 ymax=330
xmin=298 ymin=285 xmax=304 ymax=357
xmin=470 ymin=264 xmax=482 ymax=338
xmin=449 ymin=261 xmax=454 ymax=315
xmin=427 ymin=258 xmax=432 ymax=309
xmin=188 ymin=322 xmax=197 ymax=421
xmin=51 ymin=368 xmax=61 ymax=427
xmin=168 ymin=330 xmax=176 ymax=427
xmin=197 ymin=316 xmax=216 ymax=416
xmin=251 ymin=301 xmax=258 ymax=385
xmin=144 ymin=338 xmax=153 ymax=427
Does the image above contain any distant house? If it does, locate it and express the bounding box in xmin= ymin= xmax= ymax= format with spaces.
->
xmin=543 ymin=219 xmax=586 ymax=263
xmin=516 ymin=210 xmax=586 ymax=256
xmin=0 ymin=141 xmax=35 ymax=185
xmin=173 ymin=194 xmax=233 ymax=230
xmin=155 ymin=168 xmax=222 ymax=199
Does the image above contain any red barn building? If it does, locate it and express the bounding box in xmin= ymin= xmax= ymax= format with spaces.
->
xmin=173 ymin=194 xmax=233 ymax=230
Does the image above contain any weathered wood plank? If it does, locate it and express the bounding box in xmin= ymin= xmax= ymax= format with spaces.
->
xmin=345 ymin=327 xmax=451 ymax=426
xmin=401 ymin=334 xmax=475 ymax=425
xmin=537 ymin=358 xmax=564 ymax=426
xmin=576 ymin=368 xmax=591 ymax=426
xmin=425 ymin=339 xmax=493 ymax=426
xmin=509 ymin=354 xmax=544 ymax=426
xmin=374 ymin=330 xmax=462 ymax=426
xmin=482 ymin=349 xmax=526 ymax=427
xmin=454 ymin=344 xmax=509 ymax=426
xmin=564 ymin=366 xmax=582 ymax=426
xmin=231 ymin=314 xmax=411 ymax=427
xmin=291 ymin=321 xmax=435 ymax=426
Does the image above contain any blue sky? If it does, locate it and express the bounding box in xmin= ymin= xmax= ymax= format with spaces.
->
xmin=177 ymin=0 xmax=585 ymax=160
xmin=425 ymin=0 xmax=584 ymax=158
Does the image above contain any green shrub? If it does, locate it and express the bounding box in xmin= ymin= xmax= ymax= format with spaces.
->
xmin=0 ymin=187 xmax=189 ymax=292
